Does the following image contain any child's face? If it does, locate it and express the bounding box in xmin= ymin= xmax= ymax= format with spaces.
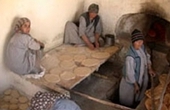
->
xmin=133 ymin=40 xmax=143 ymax=50
xmin=21 ymin=22 xmax=31 ymax=34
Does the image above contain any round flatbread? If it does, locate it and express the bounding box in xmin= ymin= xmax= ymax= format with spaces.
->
xmin=19 ymin=96 xmax=28 ymax=103
xmin=159 ymin=74 xmax=168 ymax=85
xmin=74 ymin=67 xmax=91 ymax=77
xmin=81 ymin=58 xmax=100 ymax=67
xmin=11 ymin=89 xmax=20 ymax=98
xmin=85 ymin=48 xmax=100 ymax=53
xmin=4 ymin=89 xmax=12 ymax=95
xmin=91 ymin=52 xmax=110 ymax=59
xmin=49 ymin=67 xmax=62 ymax=75
xmin=60 ymin=71 xmax=76 ymax=81
xmin=9 ymin=104 xmax=18 ymax=110
xmin=44 ymin=74 xmax=60 ymax=83
xmin=145 ymin=84 xmax=163 ymax=100
xmin=58 ymin=54 xmax=73 ymax=61
xmin=74 ymin=54 xmax=86 ymax=62
xmin=1 ymin=104 xmax=9 ymax=109
xmin=19 ymin=103 xmax=29 ymax=110
xmin=3 ymin=96 xmax=11 ymax=102
xmin=104 ymin=46 xmax=119 ymax=54
xmin=60 ymin=60 xmax=76 ymax=70
xmin=65 ymin=47 xmax=79 ymax=54
xmin=10 ymin=98 xmax=18 ymax=104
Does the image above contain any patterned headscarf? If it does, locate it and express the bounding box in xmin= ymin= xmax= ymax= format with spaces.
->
xmin=15 ymin=17 xmax=30 ymax=32
xmin=29 ymin=91 xmax=69 ymax=110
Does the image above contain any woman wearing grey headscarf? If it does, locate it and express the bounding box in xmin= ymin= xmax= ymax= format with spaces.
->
xmin=6 ymin=17 xmax=45 ymax=76
xmin=64 ymin=3 xmax=103 ymax=50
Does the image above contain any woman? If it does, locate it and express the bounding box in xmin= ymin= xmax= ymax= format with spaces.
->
xmin=29 ymin=91 xmax=81 ymax=110
xmin=119 ymin=29 xmax=155 ymax=107
xmin=64 ymin=3 xmax=102 ymax=50
xmin=6 ymin=17 xmax=45 ymax=76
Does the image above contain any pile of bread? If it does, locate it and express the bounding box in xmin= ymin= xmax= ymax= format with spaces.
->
xmin=145 ymin=74 xmax=170 ymax=110
xmin=0 ymin=88 xmax=30 ymax=110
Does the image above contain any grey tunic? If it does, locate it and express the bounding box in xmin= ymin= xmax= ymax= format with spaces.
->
xmin=119 ymin=48 xmax=151 ymax=107
xmin=6 ymin=33 xmax=42 ymax=75
xmin=64 ymin=15 xmax=102 ymax=44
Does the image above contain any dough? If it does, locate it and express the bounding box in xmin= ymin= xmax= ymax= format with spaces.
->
xmin=0 ymin=104 xmax=9 ymax=109
xmin=49 ymin=67 xmax=62 ymax=75
xmin=19 ymin=103 xmax=29 ymax=110
xmin=41 ymin=55 xmax=60 ymax=70
xmin=11 ymin=89 xmax=20 ymax=98
xmin=4 ymin=89 xmax=12 ymax=95
xmin=9 ymin=104 xmax=18 ymax=110
xmin=74 ymin=54 xmax=86 ymax=62
xmin=145 ymin=84 xmax=163 ymax=100
xmin=91 ymin=52 xmax=110 ymax=59
xmin=44 ymin=74 xmax=60 ymax=83
xmin=159 ymin=74 xmax=168 ymax=85
xmin=19 ymin=96 xmax=28 ymax=103
xmin=10 ymin=98 xmax=18 ymax=104
xmin=58 ymin=54 xmax=73 ymax=61
xmin=74 ymin=67 xmax=91 ymax=77
xmin=60 ymin=60 xmax=76 ymax=70
xmin=65 ymin=46 xmax=79 ymax=54
xmin=3 ymin=96 xmax=11 ymax=102
xmin=81 ymin=58 xmax=100 ymax=67
xmin=104 ymin=46 xmax=119 ymax=54
xmin=60 ymin=71 xmax=76 ymax=81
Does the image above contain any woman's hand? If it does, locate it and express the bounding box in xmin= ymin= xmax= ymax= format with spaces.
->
xmin=149 ymin=68 xmax=156 ymax=77
xmin=95 ymin=41 xmax=99 ymax=49
xmin=134 ymin=82 xmax=140 ymax=94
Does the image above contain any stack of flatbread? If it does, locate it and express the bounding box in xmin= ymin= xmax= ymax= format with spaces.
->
xmin=0 ymin=89 xmax=29 ymax=110
xmin=145 ymin=74 xmax=170 ymax=110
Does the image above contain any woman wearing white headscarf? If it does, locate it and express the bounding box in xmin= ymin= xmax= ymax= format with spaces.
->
xmin=6 ymin=17 xmax=45 ymax=76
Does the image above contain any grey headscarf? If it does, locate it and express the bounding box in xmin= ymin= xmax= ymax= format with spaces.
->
xmin=88 ymin=3 xmax=99 ymax=13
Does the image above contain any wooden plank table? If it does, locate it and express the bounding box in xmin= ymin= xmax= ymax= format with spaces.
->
xmin=27 ymin=44 xmax=120 ymax=94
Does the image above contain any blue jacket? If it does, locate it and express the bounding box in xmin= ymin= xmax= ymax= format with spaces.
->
xmin=123 ymin=45 xmax=146 ymax=83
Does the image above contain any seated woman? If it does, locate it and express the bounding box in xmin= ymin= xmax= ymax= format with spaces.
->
xmin=6 ymin=17 xmax=45 ymax=77
xmin=64 ymin=3 xmax=103 ymax=50
xmin=119 ymin=29 xmax=155 ymax=107
xmin=29 ymin=91 xmax=81 ymax=110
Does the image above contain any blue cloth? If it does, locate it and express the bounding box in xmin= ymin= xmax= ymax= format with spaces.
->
xmin=51 ymin=99 xmax=81 ymax=110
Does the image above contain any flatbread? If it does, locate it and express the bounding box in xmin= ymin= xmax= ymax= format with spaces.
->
xmin=58 ymin=54 xmax=73 ymax=61
xmin=81 ymin=58 xmax=100 ymax=67
xmin=104 ymin=46 xmax=119 ymax=54
xmin=11 ymin=89 xmax=20 ymax=98
xmin=3 ymin=96 xmax=11 ymax=102
xmin=9 ymin=104 xmax=18 ymax=110
xmin=19 ymin=103 xmax=29 ymax=110
xmin=1 ymin=104 xmax=9 ymax=109
xmin=85 ymin=48 xmax=100 ymax=53
xmin=74 ymin=54 xmax=86 ymax=62
xmin=60 ymin=60 xmax=76 ymax=70
xmin=159 ymin=74 xmax=168 ymax=85
xmin=4 ymin=89 xmax=12 ymax=95
xmin=44 ymin=74 xmax=60 ymax=83
xmin=49 ymin=67 xmax=62 ymax=75
xmin=19 ymin=96 xmax=28 ymax=103
xmin=60 ymin=71 xmax=76 ymax=81
xmin=145 ymin=84 xmax=163 ymax=100
xmin=10 ymin=98 xmax=18 ymax=104
xmin=65 ymin=47 xmax=79 ymax=54
xmin=74 ymin=67 xmax=91 ymax=77
xmin=91 ymin=52 xmax=110 ymax=59
xmin=41 ymin=55 xmax=60 ymax=70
